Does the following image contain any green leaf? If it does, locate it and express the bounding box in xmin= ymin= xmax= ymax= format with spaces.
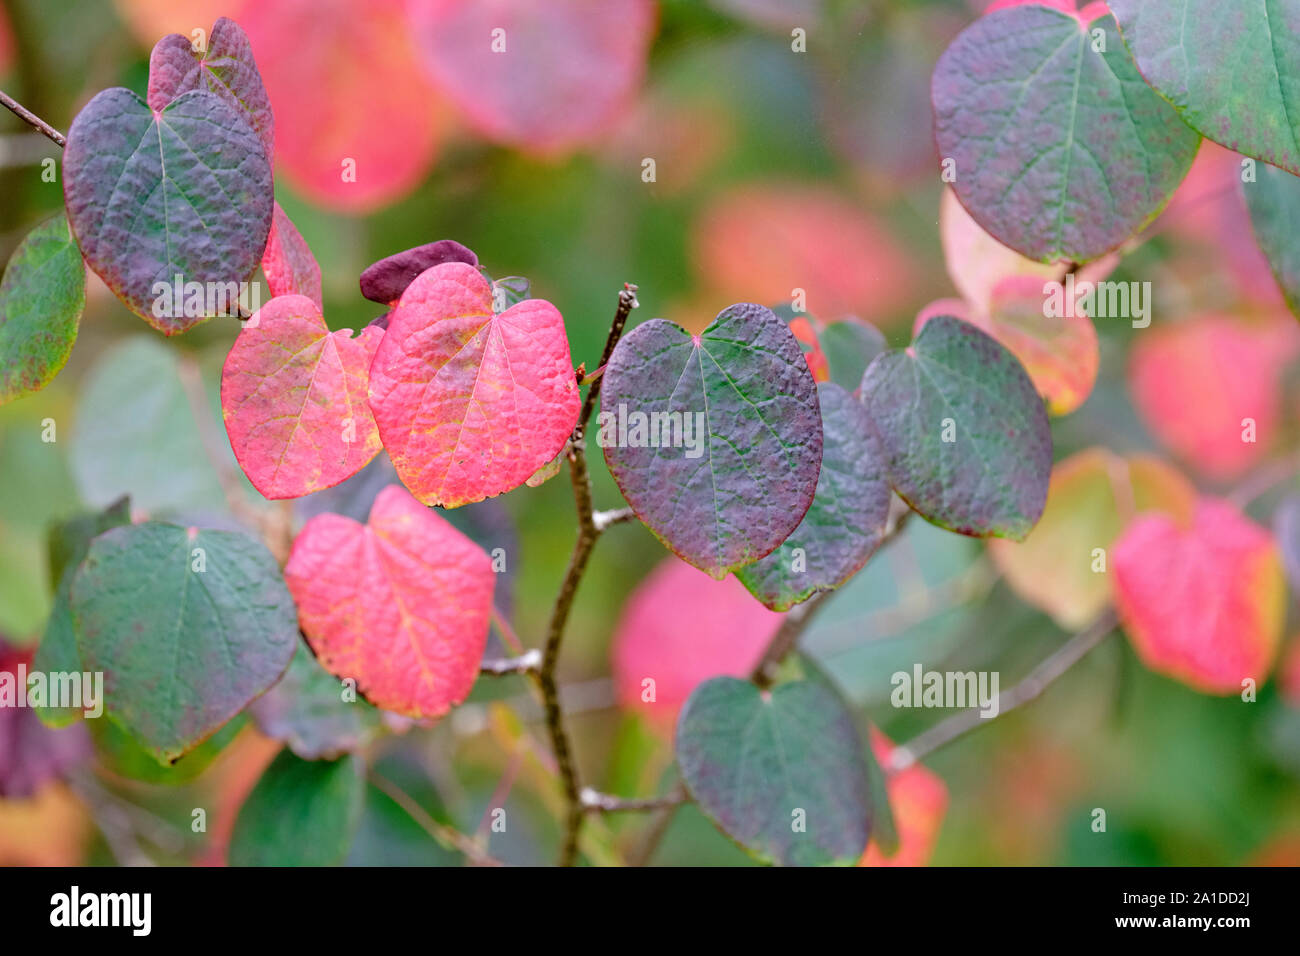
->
xmin=820 ymin=317 xmax=885 ymax=393
xmin=70 ymin=337 xmax=229 ymax=514
xmin=32 ymin=497 xmax=131 ymax=728
xmin=62 ymin=87 xmax=273 ymax=331
xmin=0 ymin=214 xmax=85 ymax=405
xmin=1244 ymin=161 xmax=1300 ymax=318
xmin=249 ymin=641 xmax=387 ymax=761
xmin=735 ymin=383 xmax=891 ymax=611
xmin=229 ymin=749 xmax=365 ymax=866
xmin=674 ymin=676 xmax=872 ymax=866
xmin=932 ymin=3 xmax=1199 ymax=262
xmin=860 ymin=315 xmax=1052 ymax=540
xmin=1111 ymin=0 xmax=1300 ymax=175
xmin=600 ymin=303 xmax=823 ymax=578
xmin=90 ymin=714 xmax=244 ymax=785
xmin=70 ymin=522 xmax=298 ymax=763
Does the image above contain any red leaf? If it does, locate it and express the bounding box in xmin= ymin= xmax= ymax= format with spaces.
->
xmin=221 ymin=294 xmax=383 ymax=499
xmin=1112 ymin=497 xmax=1285 ymax=694
xmin=284 ymin=484 xmax=494 ymax=718
xmin=860 ymin=731 xmax=948 ymax=867
xmin=367 ymin=262 xmax=580 ymax=508
xmin=611 ymin=558 xmax=781 ymax=733
xmin=241 ymin=0 xmax=443 ymax=211
xmin=1128 ymin=314 xmax=1299 ymax=480
xmin=261 ymin=204 xmax=322 ymax=308
xmin=409 ymin=0 xmax=656 ymax=153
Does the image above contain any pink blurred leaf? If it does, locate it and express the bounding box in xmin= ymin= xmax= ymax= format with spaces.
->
xmin=611 ymin=558 xmax=781 ymax=733
xmin=241 ymin=0 xmax=442 ymax=211
xmin=409 ymin=0 xmax=656 ymax=153
xmin=1129 ymin=314 xmax=1299 ymax=481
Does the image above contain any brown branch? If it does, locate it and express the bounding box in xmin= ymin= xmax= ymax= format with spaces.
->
xmin=538 ymin=284 xmax=639 ymax=866
xmin=0 ymin=88 xmax=66 ymax=147
xmin=888 ymin=608 xmax=1119 ymax=774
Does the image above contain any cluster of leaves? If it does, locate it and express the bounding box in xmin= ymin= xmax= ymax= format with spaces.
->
xmin=4 ymin=0 xmax=1300 ymax=866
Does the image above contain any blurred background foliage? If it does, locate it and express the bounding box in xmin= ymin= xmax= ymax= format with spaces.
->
xmin=1 ymin=0 xmax=1300 ymax=866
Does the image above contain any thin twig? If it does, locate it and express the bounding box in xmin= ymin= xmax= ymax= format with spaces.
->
xmin=888 ymin=608 xmax=1119 ymax=774
xmin=580 ymin=787 xmax=688 ymax=814
xmin=368 ymin=772 xmax=502 ymax=866
xmin=0 ymin=88 xmax=66 ymax=147
xmin=538 ymin=284 xmax=639 ymax=866
xmin=480 ymin=649 xmax=542 ymax=676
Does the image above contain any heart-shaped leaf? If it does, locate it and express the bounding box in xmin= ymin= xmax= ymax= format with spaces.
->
xmin=62 ymin=87 xmax=273 ymax=331
xmin=736 ymin=383 xmax=891 ymax=611
xmin=613 ymin=558 xmax=782 ymax=732
xmin=932 ymin=3 xmax=1199 ymax=262
xmin=601 ymin=303 xmax=822 ymax=578
xmin=860 ymin=314 xmax=1052 ymax=540
xmin=918 ymin=274 xmax=1100 ymax=417
xmin=221 ymin=294 xmax=384 ymax=500
xmin=229 ymin=749 xmax=364 ymax=866
xmin=70 ymin=523 xmax=298 ymax=763
xmin=284 ymin=484 xmax=494 ymax=718
xmin=249 ymin=641 xmax=386 ymax=761
xmin=146 ymin=16 xmax=274 ymax=159
xmin=0 ymin=215 xmax=85 ymax=405
xmin=675 ymin=676 xmax=872 ymax=866
xmin=1244 ymin=162 xmax=1300 ymax=318
xmin=1112 ymin=497 xmax=1284 ymax=694
xmin=368 ymin=262 xmax=580 ymax=508
xmin=262 ymin=203 xmax=322 ymax=308
xmin=989 ymin=448 xmax=1195 ymax=630
xmin=358 ymin=240 xmax=478 ymax=306
xmin=409 ymin=0 xmax=655 ymax=152
xmin=1110 ymin=0 xmax=1300 ymax=175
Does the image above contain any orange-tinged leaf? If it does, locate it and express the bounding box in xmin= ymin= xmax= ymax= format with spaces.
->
xmin=262 ymin=204 xmax=322 ymax=308
xmin=982 ymin=276 xmax=1098 ymax=416
xmin=1112 ymin=497 xmax=1285 ymax=694
xmin=788 ymin=316 xmax=829 ymax=383
xmin=284 ymin=484 xmax=494 ymax=718
xmin=242 ymin=0 xmax=442 ymax=212
xmin=860 ymin=731 xmax=948 ymax=867
xmin=990 ymin=448 xmax=1195 ymax=630
xmin=612 ymin=558 xmax=781 ymax=733
xmin=694 ymin=183 xmax=917 ymax=323
xmin=222 ymin=295 xmax=383 ymax=500
xmin=1129 ymin=314 xmax=1299 ymax=481
xmin=0 ymin=784 xmax=91 ymax=866
xmin=367 ymin=262 xmax=580 ymax=508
